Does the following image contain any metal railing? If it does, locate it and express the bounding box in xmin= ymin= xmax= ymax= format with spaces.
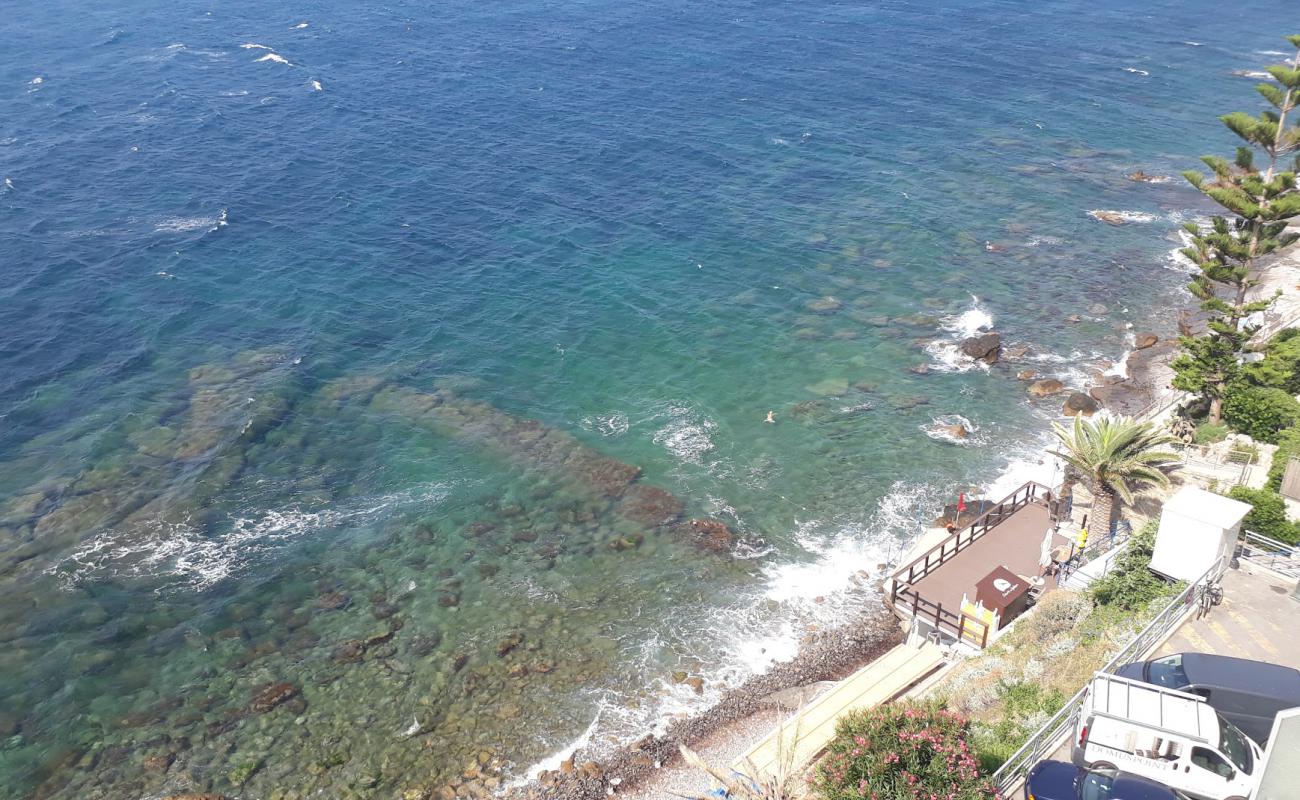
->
xmin=1057 ymin=519 xmax=1133 ymax=586
xmin=990 ymin=556 xmax=1226 ymax=795
xmin=1236 ymin=529 xmax=1300 ymax=578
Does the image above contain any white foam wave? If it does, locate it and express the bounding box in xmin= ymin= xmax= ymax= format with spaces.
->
xmin=1232 ymin=70 xmax=1271 ymax=79
xmin=154 ymin=208 xmax=226 ymax=234
xmin=652 ymin=405 xmax=716 ymax=464
xmin=1183 ymin=41 xmax=1203 ymax=46
xmin=943 ymin=294 xmax=994 ymax=338
xmin=1256 ymin=50 xmax=1287 ymax=56
xmin=255 ymin=52 xmax=293 ymax=65
xmin=310 ymin=79 xmax=323 ymax=91
xmin=512 ymin=712 xmax=602 ymax=786
xmin=922 ymin=414 xmax=980 ymax=445
xmin=579 ymin=412 xmax=629 ymax=437
xmin=293 ymin=21 xmax=309 ymax=29
xmin=241 ymin=42 xmax=272 ymax=50
xmin=30 ymin=76 xmax=43 ymax=85
xmin=925 ymin=295 xmax=994 ymax=373
xmin=1123 ymin=67 xmax=1150 ymax=76
xmin=3 ymin=177 xmax=13 ymax=192
xmin=219 ymin=90 xmax=250 ymax=97
xmin=981 ymin=441 xmax=1064 ymax=499
xmin=1025 ymin=235 xmax=1064 ymax=247
xmin=1088 ymin=209 xmax=1159 ymax=224
xmin=49 ymin=483 xmax=453 ymax=592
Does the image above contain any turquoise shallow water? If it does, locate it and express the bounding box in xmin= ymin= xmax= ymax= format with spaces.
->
xmin=1 ymin=0 xmax=1295 ymax=796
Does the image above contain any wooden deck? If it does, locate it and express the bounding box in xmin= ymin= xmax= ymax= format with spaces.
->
xmin=733 ymin=641 xmax=946 ymax=781
xmin=888 ymin=483 xmax=1072 ymax=644
xmin=908 ymin=502 xmax=1069 ymax=615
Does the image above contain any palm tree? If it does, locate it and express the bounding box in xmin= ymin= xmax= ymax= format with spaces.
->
xmin=1050 ymin=415 xmax=1179 ymax=536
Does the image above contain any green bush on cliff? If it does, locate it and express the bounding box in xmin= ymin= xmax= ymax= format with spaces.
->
xmin=813 ymin=701 xmax=999 ymax=800
xmin=1089 ymin=522 xmax=1181 ymax=611
xmin=1228 ymin=486 xmax=1300 ymax=544
xmin=1221 ymin=382 xmax=1300 ymax=444
xmin=1242 ymin=328 xmax=1300 ymax=394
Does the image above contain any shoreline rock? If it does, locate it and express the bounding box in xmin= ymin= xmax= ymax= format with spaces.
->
xmin=506 ymin=606 xmax=901 ymax=800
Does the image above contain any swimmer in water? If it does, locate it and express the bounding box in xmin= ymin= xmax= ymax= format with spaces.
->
xmin=764 ymin=411 xmax=775 ymax=424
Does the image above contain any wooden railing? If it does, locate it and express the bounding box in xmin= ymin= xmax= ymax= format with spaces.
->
xmin=889 ymin=481 xmax=1050 ymax=597
xmin=886 ymin=481 xmax=1052 ymax=646
xmin=893 ymin=589 xmax=991 ymax=648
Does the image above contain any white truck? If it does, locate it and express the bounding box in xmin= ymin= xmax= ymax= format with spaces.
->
xmin=1073 ymin=672 xmax=1263 ymax=800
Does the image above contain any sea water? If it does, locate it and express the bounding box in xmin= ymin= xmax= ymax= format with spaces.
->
xmin=0 ymin=0 xmax=1291 ymax=796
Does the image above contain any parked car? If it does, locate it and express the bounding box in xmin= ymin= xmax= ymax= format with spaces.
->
xmin=1115 ymin=652 xmax=1300 ymax=744
xmin=1026 ymin=760 xmax=1191 ymax=799
xmin=1073 ymin=672 xmax=1262 ymax=800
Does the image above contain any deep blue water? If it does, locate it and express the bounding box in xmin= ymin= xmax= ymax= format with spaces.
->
xmin=1 ymin=0 xmax=1294 ymax=796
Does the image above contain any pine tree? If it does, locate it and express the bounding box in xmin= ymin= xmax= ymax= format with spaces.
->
xmin=1173 ymin=35 xmax=1300 ymax=423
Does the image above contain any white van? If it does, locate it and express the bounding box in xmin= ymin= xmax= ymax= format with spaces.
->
xmin=1073 ymin=672 xmax=1263 ymax=800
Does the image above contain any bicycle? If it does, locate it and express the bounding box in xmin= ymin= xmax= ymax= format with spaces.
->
xmin=1198 ymin=581 xmax=1224 ymax=616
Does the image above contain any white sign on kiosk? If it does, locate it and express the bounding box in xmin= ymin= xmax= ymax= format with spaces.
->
xmin=1149 ymin=487 xmax=1251 ymax=583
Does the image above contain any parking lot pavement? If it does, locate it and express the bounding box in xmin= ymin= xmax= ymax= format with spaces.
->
xmin=1155 ymin=564 xmax=1300 ymax=669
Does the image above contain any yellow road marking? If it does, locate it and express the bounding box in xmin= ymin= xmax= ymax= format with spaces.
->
xmin=1180 ymin=626 xmax=1218 ymax=655
xmin=1223 ymin=608 xmax=1281 ymax=658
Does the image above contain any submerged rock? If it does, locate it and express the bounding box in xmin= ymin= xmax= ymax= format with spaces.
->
xmin=805 ymin=296 xmax=843 ymax=313
xmin=248 ymin=681 xmax=300 ymax=713
xmin=1028 ymin=379 xmax=1065 ymax=397
xmin=684 ymin=518 xmax=734 ymax=553
xmin=1063 ymin=392 xmax=1100 ymax=417
xmin=805 ymin=377 xmax=850 ymax=397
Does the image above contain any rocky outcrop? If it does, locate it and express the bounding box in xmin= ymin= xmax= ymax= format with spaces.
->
xmin=1017 ymin=369 xmax=1037 ymax=381
xmin=1127 ymin=171 xmax=1170 ymax=183
xmin=938 ymin=423 xmax=968 ymax=440
xmin=1089 ymin=210 xmax=1127 ymax=225
xmin=1134 ymin=332 xmax=1159 ymax=349
xmin=1028 ymin=379 xmax=1065 ymax=397
xmin=1063 ymin=392 xmax=1100 ymax=417
xmin=959 ymin=332 xmax=1002 ymax=364
xmin=683 ymin=518 xmax=734 ymax=553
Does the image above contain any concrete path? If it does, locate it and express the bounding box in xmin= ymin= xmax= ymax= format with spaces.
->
xmin=732 ymin=641 xmax=946 ymax=781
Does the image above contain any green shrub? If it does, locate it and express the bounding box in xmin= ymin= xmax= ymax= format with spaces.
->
xmin=813 ymin=701 xmax=999 ymax=800
xmin=1228 ymin=486 xmax=1300 ymax=544
xmin=1193 ymin=421 xmax=1229 ymax=444
xmin=1090 ymin=522 xmax=1181 ymax=611
xmin=1221 ymin=383 xmax=1300 ymax=443
xmin=1267 ymin=423 xmax=1300 ymax=491
xmin=970 ymin=683 xmax=1067 ymax=773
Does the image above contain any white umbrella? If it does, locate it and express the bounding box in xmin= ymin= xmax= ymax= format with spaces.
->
xmin=1039 ymin=528 xmax=1055 ymax=571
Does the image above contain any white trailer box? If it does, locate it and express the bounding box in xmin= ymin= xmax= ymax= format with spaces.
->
xmin=1149 ymin=486 xmax=1250 ymax=582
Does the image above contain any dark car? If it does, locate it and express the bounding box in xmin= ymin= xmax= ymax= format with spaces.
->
xmin=1114 ymin=652 xmax=1300 ymax=744
xmin=1025 ymin=760 xmax=1188 ymax=800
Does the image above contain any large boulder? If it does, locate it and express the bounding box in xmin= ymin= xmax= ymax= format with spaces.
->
xmin=1028 ymin=379 xmax=1065 ymax=398
xmin=1063 ymin=392 xmax=1100 ymax=417
xmin=959 ymin=332 xmax=1002 ymax=364
xmin=1134 ymin=332 xmax=1159 ymax=350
